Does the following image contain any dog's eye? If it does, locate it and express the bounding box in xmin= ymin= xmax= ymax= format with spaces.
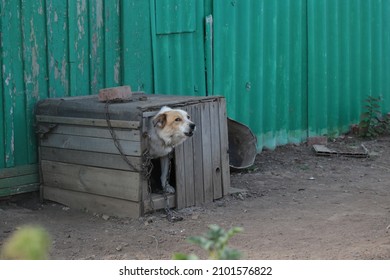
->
xmin=187 ymin=115 xmax=191 ymax=120
xmin=175 ymin=117 xmax=182 ymax=122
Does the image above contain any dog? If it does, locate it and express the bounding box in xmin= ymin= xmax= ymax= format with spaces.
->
xmin=147 ymin=106 xmax=196 ymax=194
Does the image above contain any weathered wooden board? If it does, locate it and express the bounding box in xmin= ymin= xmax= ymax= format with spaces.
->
xmin=40 ymin=147 xmax=142 ymax=171
xmin=51 ymin=124 xmax=140 ymax=141
xmin=44 ymin=186 xmax=141 ymax=218
xmin=183 ymin=105 xmax=195 ymax=206
xmin=192 ymin=103 xmax=205 ymax=205
xmin=0 ymin=184 xmax=39 ymax=197
xmin=41 ymin=160 xmax=140 ymax=201
xmin=0 ymin=174 xmax=39 ymax=191
xmin=40 ymin=134 xmax=141 ymax=156
xmin=210 ymin=102 xmax=223 ymax=199
xmin=0 ymin=164 xmax=40 ymax=196
xmin=218 ymin=98 xmax=231 ymax=195
xmin=0 ymin=164 xmax=38 ymax=179
xmin=174 ymin=143 xmax=186 ymax=209
xmin=36 ymin=115 xmax=139 ymax=129
xmin=143 ymin=193 xmax=176 ymax=214
xmin=200 ymin=102 xmax=214 ymax=203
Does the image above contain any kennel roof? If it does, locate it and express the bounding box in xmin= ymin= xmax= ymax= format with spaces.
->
xmin=36 ymin=93 xmax=223 ymax=121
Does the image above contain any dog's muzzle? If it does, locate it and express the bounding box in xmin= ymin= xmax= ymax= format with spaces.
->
xmin=185 ymin=123 xmax=196 ymax=137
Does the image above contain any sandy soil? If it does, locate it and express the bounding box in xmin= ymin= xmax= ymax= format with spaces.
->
xmin=1 ymin=135 xmax=390 ymax=259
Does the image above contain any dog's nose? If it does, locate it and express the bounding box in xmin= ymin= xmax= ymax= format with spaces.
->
xmin=189 ymin=123 xmax=196 ymax=130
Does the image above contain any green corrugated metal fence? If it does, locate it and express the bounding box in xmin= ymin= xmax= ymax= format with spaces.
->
xmin=1 ymin=0 xmax=390 ymax=196
xmin=0 ymin=0 xmax=153 ymax=196
xmin=151 ymin=0 xmax=207 ymax=96
xmin=213 ymin=0 xmax=308 ymax=149
xmin=308 ymin=0 xmax=390 ymax=137
xmin=213 ymin=0 xmax=390 ymax=148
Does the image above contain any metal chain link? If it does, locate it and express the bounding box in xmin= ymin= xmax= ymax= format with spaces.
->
xmin=163 ymin=152 xmax=183 ymax=222
xmin=104 ymin=101 xmax=140 ymax=172
xmin=142 ymin=149 xmax=155 ymax=212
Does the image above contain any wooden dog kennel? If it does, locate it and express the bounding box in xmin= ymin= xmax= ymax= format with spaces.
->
xmin=36 ymin=94 xmax=230 ymax=218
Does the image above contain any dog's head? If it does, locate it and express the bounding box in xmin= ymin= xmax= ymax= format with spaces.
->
xmin=152 ymin=106 xmax=196 ymax=147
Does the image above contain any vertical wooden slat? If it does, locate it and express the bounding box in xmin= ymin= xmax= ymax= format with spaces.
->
xmin=210 ymin=101 xmax=222 ymax=199
xmin=218 ymin=98 xmax=230 ymax=195
xmin=104 ymin=0 xmax=121 ymax=87
xmin=140 ymin=115 xmax=150 ymax=215
xmin=205 ymin=15 xmax=213 ymax=96
xmin=21 ymin=0 xmax=49 ymax=164
xmin=68 ymin=0 xmax=90 ymax=96
xmin=175 ymin=142 xmax=186 ymax=209
xmin=201 ymin=102 xmax=213 ymax=202
xmin=192 ymin=103 xmax=205 ymax=205
xmin=2 ymin=0 xmax=28 ymax=167
xmin=46 ymin=0 xmax=69 ymax=97
xmin=89 ymin=0 xmax=104 ymax=94
xmin=183 ymin=105 xmax=195 ymax=206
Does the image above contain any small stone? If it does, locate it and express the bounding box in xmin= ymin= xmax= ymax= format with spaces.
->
xmin=102 ymin=214 xmax=110 ymax=221
xmin=191 ymin=214 xmax=199 ymax=220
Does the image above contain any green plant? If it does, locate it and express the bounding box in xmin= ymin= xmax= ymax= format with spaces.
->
xmin=359 ymin=96 xmax=390 ymax=138
xmin=1 ymin=226 xmax=51 ymax=260
xmin=173 ymin=225 xmax=243 ymax=260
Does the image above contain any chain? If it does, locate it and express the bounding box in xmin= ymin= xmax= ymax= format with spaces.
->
xmin=104 ymin=101 xmax=140 ymax=172
xmin=142 ymin=149 xmax=155 ymax=212
xmin=163 ymin=152 xmax=183 ymax=222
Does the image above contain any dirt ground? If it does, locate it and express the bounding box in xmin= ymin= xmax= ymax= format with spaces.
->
xmin=1 ymin=134 xmax=390 ymax=260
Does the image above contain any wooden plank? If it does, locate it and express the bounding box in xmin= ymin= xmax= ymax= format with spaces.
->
xmin=41 ymin=160 xmax=140 ymax=201
xmin=183 ymin=105 xmax=195 ymax=206
xmin=192 ymin=104 xmax=205 ymax=205
xmin=140 ymin=115 xmax=151 ymax=213
xmin=40 ymin=134 xmax=141 ymax=156
xmin=218 ymin=98 xmax=231 ymax=196
xmin=68 ymin=0 xmax=90 ymax=96
xmin=143 ymin=193 xmax=176 ymax=214
xmin=201 ymin=102 xmax=213 ymax=202
xmin=51 ymin=124 xmax=140 ymax=141
xmin=205 ymin=15 xmax=214 ymax=96
xmin=46 ymin=0 xmax=69 ymax=97
xmin=9 ymin=184 xmax=39 ymax=196
xmin=21 ymin=0 xmax=49 ymax=164
xmin=104 ymin=0 xmax=121 ymax=87
xmin=36 ymin=115 xmax=139 ymax=129
xmin=210 ymin=102 xmax=223 ymax=199
xmin=43 ymin=186 xmax=141 ymax=218
xmin=89 ymin=0 xmax=104 ymax=94
xmin=0 ymin=183 xmax=39 ymax=197
xmin=0 ymin=174 xmax=40 ymax=189
xmin=40 ymin=147 xmax=142 ymax=171
xmin=0 ymin=164 xmax=39 ymax=179
xmin=174 ymin=143 xmax=186 ymax=209
xmin=2 ymin=0 xmax=28 ymax=167
xmin=121 ymin=0 xmax=153 ymax=93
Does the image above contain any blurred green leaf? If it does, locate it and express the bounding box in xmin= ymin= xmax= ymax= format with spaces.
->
xmin=1 ymin=226 xmax=51 ymax=260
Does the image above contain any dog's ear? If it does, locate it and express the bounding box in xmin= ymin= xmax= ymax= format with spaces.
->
xmin=152 ymin=113 xmax=167 ymax=128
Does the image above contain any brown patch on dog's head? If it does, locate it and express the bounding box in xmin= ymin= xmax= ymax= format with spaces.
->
xmin=164 ymin=111 xmax=190 ymax=132
xmin=152 ymin=113 xmax=167 ymax=128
